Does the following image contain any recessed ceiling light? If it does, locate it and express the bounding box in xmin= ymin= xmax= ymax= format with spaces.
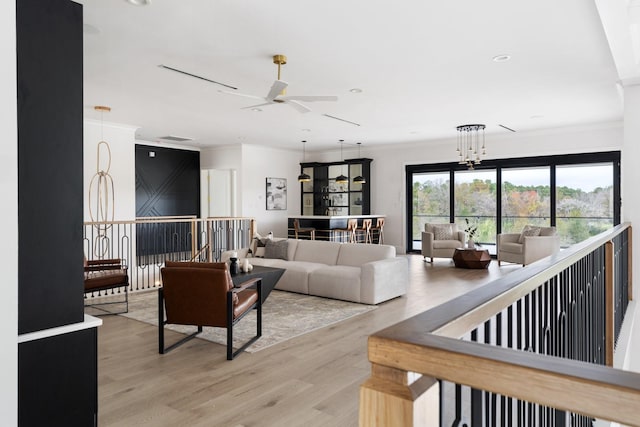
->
xmin=349 ymin=88 xmax=363 ymax=93
xmin=125 ymin=0 xmax=151 ymax=6
xmin=530 ymin=114 xmax=544 ymax=119
xmin=492 ymin=54 xmax=511 ymax=62
xmin=251 ymin=108 xmax=262 ymax=112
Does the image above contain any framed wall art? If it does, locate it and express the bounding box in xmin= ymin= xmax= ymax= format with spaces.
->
xmin=266 ymin=177 xmax=287 ymax=210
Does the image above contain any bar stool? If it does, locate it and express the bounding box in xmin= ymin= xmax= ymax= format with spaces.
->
xmin=294 ymin=219 xmax=315 ymax=240
xmin=371 ymin=217 xmax=385 ymax=244
xmin=335 ymin=218 xmax=357 ymax=243
xmin=359 ymin=219 xmax=373 ymax=244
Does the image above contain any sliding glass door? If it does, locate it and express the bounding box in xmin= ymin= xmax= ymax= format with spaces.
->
xmin=411 ymin=171 xmax=450 ymax=250
xmin=501 ymin=167 xmax=551 ymax=233
xmin=454 ymin=169 xmax=497 ymax=246
xmin=406 ymin=152 xmax=620 ymax=253
xmin=556 ymin=163 xmax=614 ymax=246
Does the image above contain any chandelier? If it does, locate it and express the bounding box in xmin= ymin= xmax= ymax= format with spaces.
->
xmin=456 ymin=124 xmax=486 ymax=169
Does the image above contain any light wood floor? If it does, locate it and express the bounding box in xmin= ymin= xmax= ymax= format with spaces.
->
xmin=97 ymin=254 xmax=520 ymax=427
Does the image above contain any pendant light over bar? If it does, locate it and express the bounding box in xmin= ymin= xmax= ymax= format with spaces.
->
xmin=353 ymin=142 xmax=366 ymax=184
xmin=456 ymin=124 xmax=486 ymax=169
xmin=297 ymin=140 xmax=311 ymax=183
xmin=335 ymin=140 xmax=349 ymax=184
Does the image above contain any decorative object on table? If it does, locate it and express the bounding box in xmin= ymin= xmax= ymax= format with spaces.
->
xmin=297 ymin=140 xmax=311 ymax=183
xmin=464 ymin=218 xmax=478 ymax=249
xmin=240 ymin=258 xmax=253 ymax=273
xmin=87 ymin=105 xmax=115 ymax=257
xmin=456 ymin=124 xmax=486 ymax=169
xmin=266 ymin=177 xmax=287 ymax=210
xmin=229 ymin=257 xmax=239 ymax=275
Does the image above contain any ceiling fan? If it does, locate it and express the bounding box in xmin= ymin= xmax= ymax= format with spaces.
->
xmin=220 ymin=54 xmax=338 ymax=114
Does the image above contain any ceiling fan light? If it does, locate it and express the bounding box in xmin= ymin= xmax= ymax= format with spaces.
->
xmin=298 ymin=172 xmax=311 ymax=183
xmin=353 ymin=175 xmax=366 ymax=184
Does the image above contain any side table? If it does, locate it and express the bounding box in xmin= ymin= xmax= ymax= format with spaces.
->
xmin=452 ymin=248 xmax=491 ymax=269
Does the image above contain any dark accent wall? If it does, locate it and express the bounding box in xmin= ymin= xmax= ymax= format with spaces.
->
xmin=17 ymin=0 xmax=84 ymax=334
xmin=135 ymin=145 xmax=201 ymax=217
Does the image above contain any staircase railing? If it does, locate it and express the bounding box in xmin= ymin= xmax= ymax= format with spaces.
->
xmin=360 ymin=223 xmax=636 ymax=426
xmin=83 ymin=216 xmax=255 ymax=293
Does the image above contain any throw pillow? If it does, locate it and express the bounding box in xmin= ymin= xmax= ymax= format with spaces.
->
xmin=252 ymin=236 xmax=268 ymax=258
xmin=264 ymin=239 xmax=289 ymax=260
xmin=519 ymin=225 xmax=541 ymax=243
xmin=433 ymin=224 xmax=453 ymax=240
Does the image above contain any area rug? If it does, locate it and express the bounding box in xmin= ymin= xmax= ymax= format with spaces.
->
xmin=120 ymin=289 xmax=377 ymax=353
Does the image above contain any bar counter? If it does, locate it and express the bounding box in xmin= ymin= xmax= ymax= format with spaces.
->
xmin=287 ymin=215 xmax=385 ymax=242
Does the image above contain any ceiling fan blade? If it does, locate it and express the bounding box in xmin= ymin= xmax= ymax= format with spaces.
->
xmin=266 ymin=80 xmax=288 ymax=102
xmin=240 ymin=102 xmax=276 ymax=110
xmin=218 ymin=89 xmax=264 ymax=101
xmin=285 ymin=100 xmax=312 ymax=114
xmin=281 ymin=95 xmax=338 ymax=102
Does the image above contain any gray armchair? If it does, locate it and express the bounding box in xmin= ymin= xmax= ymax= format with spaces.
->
xmin=421 ymin=223 xmax=466 ymax=262
xmin=497 ymin=226 xmax=560 ymax=266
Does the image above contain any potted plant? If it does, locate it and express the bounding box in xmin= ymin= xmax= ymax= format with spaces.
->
xmin=464 ymin=218 xmax=478 ymax=249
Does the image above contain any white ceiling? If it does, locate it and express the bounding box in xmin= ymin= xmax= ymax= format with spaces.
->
xmin=79 ymin=0 xmax=631 ymax=152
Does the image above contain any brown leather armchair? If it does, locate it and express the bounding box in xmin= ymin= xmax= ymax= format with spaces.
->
xmin=159 ymin=261 xmax=262 ymax=360
xmin=84 ymin=257 xmax=129 ymax=314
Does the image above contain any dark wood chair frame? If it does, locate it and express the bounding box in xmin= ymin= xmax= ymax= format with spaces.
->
xmin=158 ymin=278 xmax=262 ymax=360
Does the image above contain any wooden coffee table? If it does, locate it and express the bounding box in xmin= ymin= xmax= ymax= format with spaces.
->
xmin=452 ymin=248 xmax=491 ymax=269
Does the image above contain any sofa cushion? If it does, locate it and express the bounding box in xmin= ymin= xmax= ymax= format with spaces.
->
xmin=519 ymin=225 xmax=541 ymax=243
xmin=433 ymin=240 xmax=463 ymax=249
xmin=336 ymin=243 xmax=395 ymax=267
xmin=293 ymin=240 xmax=341 ymax=265
xmin=308 ymin=266 xmax=362 ymax=302
xmin=251 ymin=257 xmax=325 ymax=294
xmin=264 ymin=239 xmax=288 ymax=260
xmin=501 ymin=242 xmax=524 ymax=254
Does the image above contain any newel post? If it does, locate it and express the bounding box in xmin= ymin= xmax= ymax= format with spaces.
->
xmin=605 ymin=240 xmax=615 ymax=367
xmin=359 ymin=364 xmax=439 ymax=426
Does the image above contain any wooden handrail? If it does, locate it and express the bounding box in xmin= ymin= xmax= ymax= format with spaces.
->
xmin=367 ymin=334 xmax=640 ymax=426
xmin=361 ymin=223 xmax=635 ymax=426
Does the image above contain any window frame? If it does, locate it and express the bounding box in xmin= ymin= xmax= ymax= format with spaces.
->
xmin=405 ymin=151 xmax=621 ymax=253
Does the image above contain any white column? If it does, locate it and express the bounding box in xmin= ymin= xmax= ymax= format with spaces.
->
xmin=622 ymin=84 xmax=640 ymax=301
xmin=0 ymin=0 xmax=19 ymax=423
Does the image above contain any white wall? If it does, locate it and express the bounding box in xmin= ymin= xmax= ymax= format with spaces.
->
xmin=201 ymin=143 xmax=302 ymax=237
xmin=1 ymin=0 xmax=18 ymax=423
xmin=83 ymin=120 xmax=137 ymax=221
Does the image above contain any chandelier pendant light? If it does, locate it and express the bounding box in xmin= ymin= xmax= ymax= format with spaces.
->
xmin=353 ymin=142 xmax=366 ymax=184
xmin=297 ymin=140 xmax=311 ymax=183
xmin=335 ymin=140 xmax=349 ymax=184
xmin=456 ymin=124 xmax=486 ymax=169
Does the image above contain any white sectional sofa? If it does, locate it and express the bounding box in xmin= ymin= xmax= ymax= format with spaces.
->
xmin=225 ymin=239 xmax=408 ymax=305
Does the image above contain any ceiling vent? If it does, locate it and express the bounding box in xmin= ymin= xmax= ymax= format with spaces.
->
xmin=158 ymin=135 xmax=193 ymax=142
